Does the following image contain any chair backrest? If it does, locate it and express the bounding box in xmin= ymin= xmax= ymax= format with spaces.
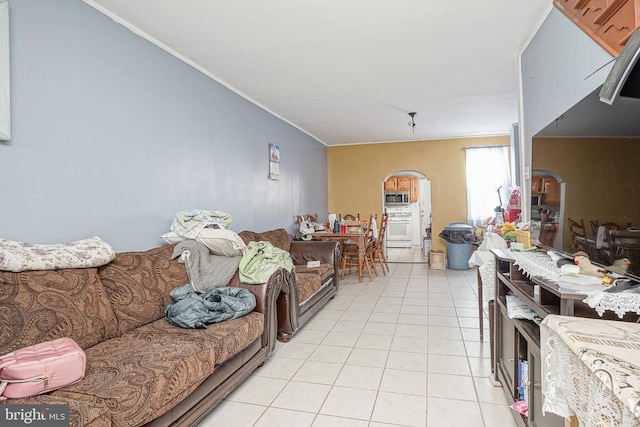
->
xmin=567 ymin=218 xmax=587 ymax=239
xmin=609 ymin=229 xmax=640 ymax=251
xmin=376 ymin=213 xmax=389 ymax=247
xmin=342 ymin=214 xmax=357 ymax=221
xmin=591 ymin=221 xmax=620 ymax=239
xmin=365 ymin=215 xmax=375 ymax=248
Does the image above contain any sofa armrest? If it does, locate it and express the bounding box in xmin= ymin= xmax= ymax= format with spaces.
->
xmin=228 ymin=269 xmax=284 ymax=355
xmin=290 ymin=240 xmax=340 ymax=287
xmin=289 ymin=240 xmax=339 ymax=266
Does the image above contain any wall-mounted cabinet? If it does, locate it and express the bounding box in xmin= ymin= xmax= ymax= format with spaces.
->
xmin=397 ymin=176 xmax=411 ymax=191
xmin=410 ymin=176 xmax=418 ymax=202
xmin=384 ymin=177 xmax=398 ymax=191
xmin=531 ymin=177 xmax=543 ymax=193
xmin=532 ymin=176 xmax=560 ymax=205
xmin=541 ymin=178 xmax=560 ymax=205
xmin=385 ymin=176 xmax=418 ymax=202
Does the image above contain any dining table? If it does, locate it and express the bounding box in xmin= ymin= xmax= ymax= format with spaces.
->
xmin=310 ymin=230 xmax=367 ymax=283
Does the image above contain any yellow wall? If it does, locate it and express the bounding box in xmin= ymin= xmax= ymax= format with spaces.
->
xmin=327 ymin=136 xmax=510 ymax=251
xmin=533 ymin=137 xmax=640 ymax=250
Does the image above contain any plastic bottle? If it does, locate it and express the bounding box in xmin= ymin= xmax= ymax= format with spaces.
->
xmin=340 ymin=217 xmax=346 ymax=234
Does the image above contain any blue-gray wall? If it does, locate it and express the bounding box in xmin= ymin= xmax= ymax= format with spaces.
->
xmin=521 ymin=8 xmax=613 ymax=174
xmin=0 ymin=0 xmax=328 ymax=251
xmin=518 ymin=7 xmax=613 ymax=221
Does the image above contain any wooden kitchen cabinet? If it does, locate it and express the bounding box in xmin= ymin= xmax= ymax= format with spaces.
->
xmin=532 ymin=176 xmax=560 ymax=205
xmin=409 ymin=176 xmax=418 ymax=202
xmin=384 ymin=177 xmax=398 ymax=191
xmin=385 ymin=175 xmax=414 ymax=194
xmin=397 ymin=176 xmax=411 ymax=191
xmin=541 ymin=177 xmax=560 ymax=205
xmin=531 ymin=177 xmax=543 ymax=193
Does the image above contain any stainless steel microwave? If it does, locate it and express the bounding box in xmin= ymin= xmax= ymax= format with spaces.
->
xmin=531 ymin=193 xmax=542 ymax=206
xmin=385 ymin=191 xmax=409 ymax=205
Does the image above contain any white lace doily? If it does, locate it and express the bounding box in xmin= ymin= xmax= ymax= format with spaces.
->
xmin=584 ymin=290 xmax=640 ymax=319
xmin=508 ymin=251 xmax=562 ymax=282
xmin=541 ymin=315 xmax=640 ymax=427
xmin=509 ymin=252 xmax=640 ymax=318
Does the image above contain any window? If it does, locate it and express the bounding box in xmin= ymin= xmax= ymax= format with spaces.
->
xmin=465 ymin=146 xmax=511 ymax=226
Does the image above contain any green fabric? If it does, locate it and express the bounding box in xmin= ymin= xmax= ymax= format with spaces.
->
xmin=239 ymin=241 xmax=293 ymax=284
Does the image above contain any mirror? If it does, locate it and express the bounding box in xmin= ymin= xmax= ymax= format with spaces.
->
xmin=0 ymin=0 xmax=9 ymax=141
xmin=532 ymin=85 xmax=640 ymax=277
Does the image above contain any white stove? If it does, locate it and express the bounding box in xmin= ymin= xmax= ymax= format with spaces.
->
xmin=386 ymin=206 xmax=412 ymax=247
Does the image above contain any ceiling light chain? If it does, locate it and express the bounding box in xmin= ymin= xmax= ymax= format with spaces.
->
xmin=408 ymin=112 xmax=417 ymax=133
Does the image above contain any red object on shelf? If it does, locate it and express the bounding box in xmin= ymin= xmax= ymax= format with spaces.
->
xmin=504 ymin=209 xmax=521 ymax=223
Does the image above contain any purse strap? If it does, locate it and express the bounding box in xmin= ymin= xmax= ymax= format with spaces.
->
xmin=0 ymin=376 xmax=47 ymax=401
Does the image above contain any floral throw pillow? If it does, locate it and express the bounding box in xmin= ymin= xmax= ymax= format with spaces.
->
xmin=0 ymin=236 xmax=116 ymax=272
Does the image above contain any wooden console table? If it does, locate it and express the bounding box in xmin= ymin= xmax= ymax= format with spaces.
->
xmin=492 ymin=248 xmax=640 ymax=427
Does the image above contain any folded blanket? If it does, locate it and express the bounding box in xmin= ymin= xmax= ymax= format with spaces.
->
xmin=170 ymin=209 xmax=232 ymax=239
xmin=165 ymin=285 xmax=256 ymax=329
xmin=172 ymin=240 xmax=241 ymax=292
xmin=239 ymin=241 xmax=293 ymax=284
xmin=0 ymin=236 xmax=115 ymax=272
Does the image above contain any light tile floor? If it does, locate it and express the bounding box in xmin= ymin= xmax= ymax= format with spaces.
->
xmin=197 ymin=261 xmax=518 ymax=427
xmin=386 ymin=246 xmax=429 ymax=264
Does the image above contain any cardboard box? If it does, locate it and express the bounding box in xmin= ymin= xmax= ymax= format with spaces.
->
xmin=429 ymin=250 xmax=445 ymax=269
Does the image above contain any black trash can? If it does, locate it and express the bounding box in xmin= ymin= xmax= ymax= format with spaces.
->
xmin=439 ymin=222 xmax=475 ymax=270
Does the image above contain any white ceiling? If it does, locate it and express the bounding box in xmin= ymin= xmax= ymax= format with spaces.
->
xmin=85 ymin=0 xmax=552 ymax=146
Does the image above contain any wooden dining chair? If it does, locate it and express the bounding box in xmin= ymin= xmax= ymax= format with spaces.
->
xmin=591 ymin=221 xmax=621 ymax=265
xmin=567 ymin=218 xmax=590 ymax=253
xmin=370 ymin=213 xmax=389 ymax=275
xmin=341 ymin=215 xmax=375 ymax=281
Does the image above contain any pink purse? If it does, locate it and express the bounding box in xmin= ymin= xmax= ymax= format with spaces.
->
xmin=0 ymin=337 xmax=86 ymax=400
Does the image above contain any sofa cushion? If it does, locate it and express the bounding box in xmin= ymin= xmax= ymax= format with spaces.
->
xmin=54 ymin=336 xmax=215 ymax=427
xmin=0 ymin=268 xmax=120 ymax=353
xmin=98 ymin=244 xmax=189 ymax=335
xmin=238 ymin=228 xmax=291 ymax=253
xmin=295 ymin=272 xmax=322 ymax=305
xmin=0 ymin=393 xmax=112 ymax=427
xmin=124 ymin=311 xmax=264 ymax=366
xmin=294 ymin=264 xmax=334 ymax=283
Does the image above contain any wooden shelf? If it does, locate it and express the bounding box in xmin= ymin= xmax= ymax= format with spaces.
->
xmin=553 ymin=0 xmax=640 ymax=57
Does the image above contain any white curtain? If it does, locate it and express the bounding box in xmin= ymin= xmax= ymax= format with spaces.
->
xmin=465 ymin=146 xmax=511 ymax=226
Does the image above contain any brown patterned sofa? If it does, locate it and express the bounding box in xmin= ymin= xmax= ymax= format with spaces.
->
xmin=238 ymin=229 xmax=340 ymax=342
xmin=0 ymin=243 xmax=282 ymax=427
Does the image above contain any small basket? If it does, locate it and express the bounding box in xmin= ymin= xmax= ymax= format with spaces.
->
xmin=429 ymin=250 xmax=445 ymax=270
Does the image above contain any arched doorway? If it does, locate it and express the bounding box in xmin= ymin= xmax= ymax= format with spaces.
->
xmin=531 ymin=169 xmax=564 ymax=249
xmin=383 ymin=170 xmax=432 ymax=263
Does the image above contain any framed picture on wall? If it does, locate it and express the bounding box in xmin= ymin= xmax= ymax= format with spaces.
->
xmin=269 ymin=143 xmax=280 ymax=180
